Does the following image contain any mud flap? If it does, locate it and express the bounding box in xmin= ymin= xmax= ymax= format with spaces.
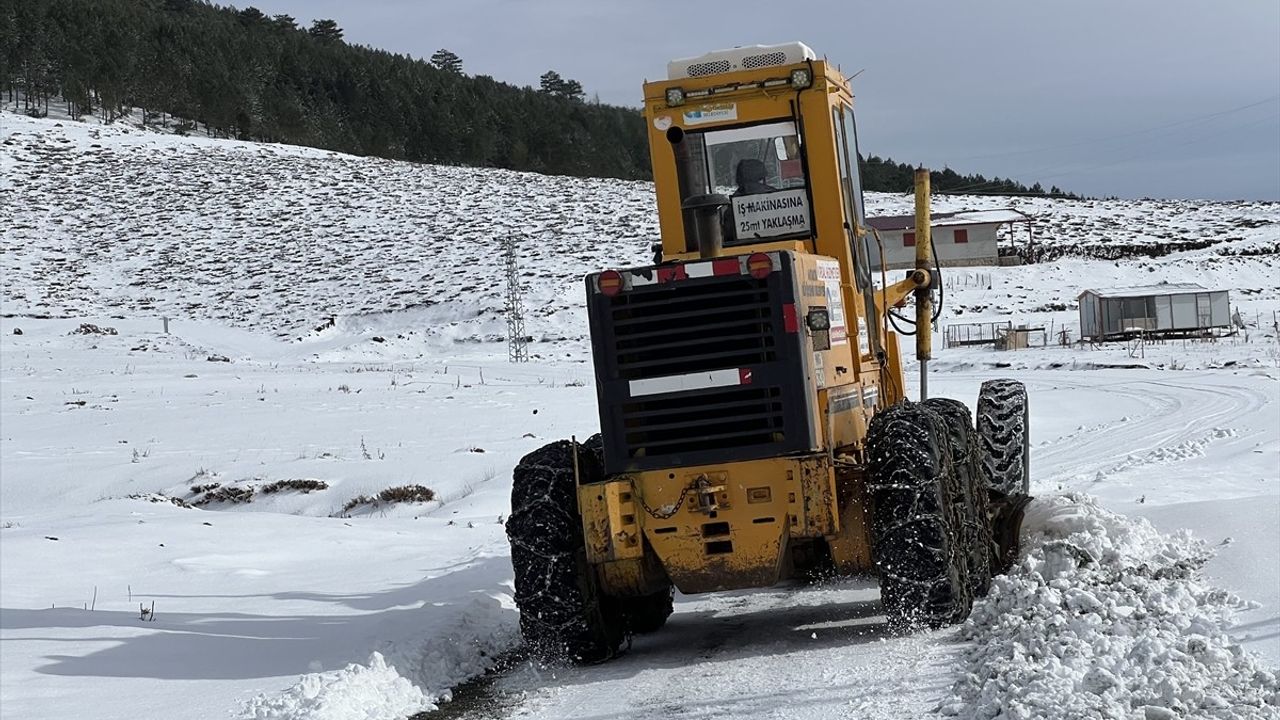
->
xmin=989 ymin=492 xmax=1032 ymax=574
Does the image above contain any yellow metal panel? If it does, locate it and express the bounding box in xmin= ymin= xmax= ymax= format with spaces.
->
xmin=620 ymin=456 xmax=819 ymax=593
xmin=794 ymin=455 xmax=838 ymax=537
xmin=578 ymin=479 xmax=644 ymax=564
xmin=829 ymin=464 xmax=875 ymax=574
xmin=822 ymin=384 xmax=867 ymax=450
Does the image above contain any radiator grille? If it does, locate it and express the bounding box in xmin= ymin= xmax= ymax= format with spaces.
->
xmin=604 ymin=276 xmax=784 ymax=460
xmin=621 ymin=386 xmax=785 ymax=458
xmin=589 ymin=253 xmax=811 ymax=473
xmin=609 ymin=277 xmax=776 ymax=380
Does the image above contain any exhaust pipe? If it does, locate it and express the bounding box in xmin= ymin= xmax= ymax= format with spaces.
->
xmin=681 ymin=193 xmax=729 ymax=258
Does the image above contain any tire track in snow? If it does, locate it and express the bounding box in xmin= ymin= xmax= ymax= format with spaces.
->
xmin=1025 ymin=374 xmax=1269 ymax=489
xmin=449 ymin=581 xmax=955 ymax=720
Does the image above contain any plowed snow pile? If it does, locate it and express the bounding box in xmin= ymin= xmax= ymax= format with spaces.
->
xmin=241 ymin=652 xmax=430 ymax=720
xmin=942 ymin=494 xmax=1280 ymax=719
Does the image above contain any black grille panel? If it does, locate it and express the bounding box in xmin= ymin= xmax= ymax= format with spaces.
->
xmin=610 ymin=278 xmax=776 ymax=380
xmin=588 ymin=252 xmax=813 ymax=474
xmin=622 ymin=386 xmax=785 ymax=458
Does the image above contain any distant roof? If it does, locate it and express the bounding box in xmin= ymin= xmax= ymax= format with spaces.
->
xmin=1078 ymin=283 xmax=1220 ymax=299
xmin=865 ymin=208 xmax=1033 ymax=231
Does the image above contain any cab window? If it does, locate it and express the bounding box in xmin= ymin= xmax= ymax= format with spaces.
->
xmin=673 ymin=120 xmax=812 ymax=244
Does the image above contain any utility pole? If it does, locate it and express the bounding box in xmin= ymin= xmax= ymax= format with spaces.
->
xmin=503 ymin=234 xmax=529 ymax=363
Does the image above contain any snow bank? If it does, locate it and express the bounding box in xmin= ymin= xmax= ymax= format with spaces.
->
xmin=241 ymin=652 xmax=432 ymax=720
xmin=380 ymin=592 xmax=519 ymax=705
xmin=237 ymin=593 xmax=517 ymax=719
xmin=941 ymin=494 xmax=1279 ymax=719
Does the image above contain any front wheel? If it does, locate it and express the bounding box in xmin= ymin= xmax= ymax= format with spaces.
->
xmin=924 ymin=397 xmax=995 ymax=599
xmin=977 ymin=379 xmax=1032 ymax=573
xmin=977 ymin=379 xmax=1030 ymax=497
xmin=867 ymin=402 xmax=973 ymax=628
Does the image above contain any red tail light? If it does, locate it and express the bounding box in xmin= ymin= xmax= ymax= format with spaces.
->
xmin=747 ymin=253 xmax=773 ymax=279
xmin=597 ymin=270 xmax=623 ymax=296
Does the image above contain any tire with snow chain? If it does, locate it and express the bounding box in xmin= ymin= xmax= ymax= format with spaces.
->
xmin=977 ymin=379 xmax=1030 ymax=497
xmin=506 ymin=440 xmax=624 ymax=663
xmin=867 ymin=401 xmax=973 ymax=628
xmin=619 ymin=588 xmax=674 ymax=634
xmin=923 ymin=398 xmax=995 ymax=598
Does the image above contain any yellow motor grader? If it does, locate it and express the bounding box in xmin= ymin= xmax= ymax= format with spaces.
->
xmin=507 ymin=42 xmax=1031 ymax=662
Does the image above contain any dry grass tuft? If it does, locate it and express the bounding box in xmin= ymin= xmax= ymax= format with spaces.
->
xmin=339 ymin=484 xmax=436 ymax=515
xmin=70 ymin=323 xmax=117 ymax=335
xmin=260 ymin=479 xmax=329 ymax=494
xmin=193 ymin=485 xmax=254 ymax=505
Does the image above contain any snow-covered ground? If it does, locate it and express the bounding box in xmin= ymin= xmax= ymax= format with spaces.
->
xmin=2 ymin=111 xmax=1278 ymax=719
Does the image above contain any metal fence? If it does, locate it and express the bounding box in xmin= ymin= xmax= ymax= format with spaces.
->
xmin=944 ymin=321 xmax=1011 ymax=348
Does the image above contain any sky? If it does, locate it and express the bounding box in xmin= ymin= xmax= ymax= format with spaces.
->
xmin=250 ymin=1 xmax=1279 ymax=201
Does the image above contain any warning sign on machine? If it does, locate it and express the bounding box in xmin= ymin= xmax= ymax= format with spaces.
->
xmin=732 ymin=189 xmax=811 ymax=240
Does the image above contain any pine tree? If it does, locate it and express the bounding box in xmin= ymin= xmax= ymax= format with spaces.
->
xmin=561 ymin=78 xmax=583 ymax=101
xmin=430 ymin=48 xmax=462 ymax=74
xmin=308 ymin=19 xmax=342 ymax=42
xmin=539 ymin=70 xmax=564 ymax=94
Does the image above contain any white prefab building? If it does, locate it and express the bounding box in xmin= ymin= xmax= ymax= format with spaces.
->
xmin=1078 ymin=284 xmax=1231 ymax=340
xmin=866 ymin=209 xmax=1033 ymax=270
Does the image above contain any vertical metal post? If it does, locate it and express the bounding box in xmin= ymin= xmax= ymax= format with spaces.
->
xmin=914 ymin=169 xmax=932 ymax=400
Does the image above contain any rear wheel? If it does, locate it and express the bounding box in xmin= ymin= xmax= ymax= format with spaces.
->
xmin=619 ymin=588 xmax=674 ymax=634
xmin=867 ymin=402 xmax=973 ymax=628
xmin=977 ymin=379 xmax=1030 ymax=497
xmin=506 ymin=440 xmax=624 ymax=663
xmin=924 ymin=398 xmax=995 ymax=598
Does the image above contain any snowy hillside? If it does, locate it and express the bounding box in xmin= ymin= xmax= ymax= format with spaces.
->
xmin=3 ymin=112 xmax=1276 ymax=343
xmin=2 ymin=111 xmax=1278 ymax=720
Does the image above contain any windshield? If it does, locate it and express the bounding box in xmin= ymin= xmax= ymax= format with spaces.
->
xmin=674 ymin=119 xmax=811 ymax=243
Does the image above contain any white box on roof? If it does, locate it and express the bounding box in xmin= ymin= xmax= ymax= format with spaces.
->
xmin=667 ymin=42 xmax=816 ymax=80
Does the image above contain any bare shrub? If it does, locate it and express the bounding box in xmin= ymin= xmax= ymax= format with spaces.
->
xmin=260 ymin=479 xmax=329 ymax=494
xmin=340 ymin=494 xmax=375 ymax=514
xmin=339 ymin=484 xmax=435 ymax=515
xmin=127 ymin=493 xmax=191 ymax=508
xmin=193 ymin=485 xmax=254 ymax=505
xmin=70 ymin=323 xmax=117 ymax=335
xmin=378 ymin=484 xmax=435 ymax=504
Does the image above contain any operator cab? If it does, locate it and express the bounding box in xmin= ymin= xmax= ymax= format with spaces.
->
xmin=644 ymin=43 xmax=871 ymax=282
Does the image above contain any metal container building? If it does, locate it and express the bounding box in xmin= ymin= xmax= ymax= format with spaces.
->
xmin=1077 ymin=284 xmax=1231 ymax=340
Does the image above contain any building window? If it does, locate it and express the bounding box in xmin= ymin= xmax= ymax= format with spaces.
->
xmin=954 ymin=229 xmax=968 ymax=244
xmin=904 ymin=232 xmax=916 ymax=247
